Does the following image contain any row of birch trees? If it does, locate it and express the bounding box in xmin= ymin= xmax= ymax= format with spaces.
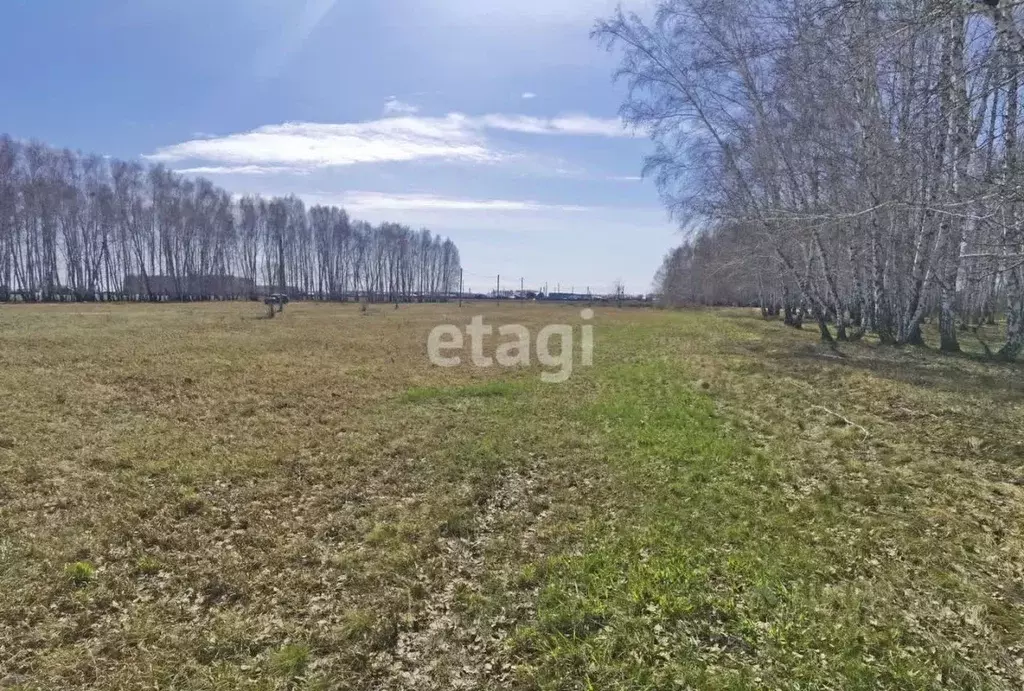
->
xmin=601 ymin=0 xmax=1024 ymax=358
xmin=0 ymin=136 xmax=462 ymax=302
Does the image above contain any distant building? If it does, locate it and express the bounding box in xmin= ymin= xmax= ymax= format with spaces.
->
xmin=124 ymin=274 xmax=255 ymax=299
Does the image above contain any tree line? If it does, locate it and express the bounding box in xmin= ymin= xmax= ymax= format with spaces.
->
xmin=600 ymin=0 xmax=1024 ymax=358
xmin=0 ymin=136 xmax=463 ymax=303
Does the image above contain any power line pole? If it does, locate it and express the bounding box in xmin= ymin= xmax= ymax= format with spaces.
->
xmin=496 ymin=274 xmax=500 ymax=305
xmin=459 ymin=268 xmax=463 ymax=307
xmin=520 ymin=277 xmax=524 ymax=304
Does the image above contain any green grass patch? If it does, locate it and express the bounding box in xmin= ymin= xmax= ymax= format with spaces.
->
xmin=402 ymin=380 xmax=521 ymax=403
xmin=504 ymin=328 xmax=1022 ymax=690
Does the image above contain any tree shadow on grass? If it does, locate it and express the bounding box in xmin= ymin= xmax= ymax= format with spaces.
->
xmin=729 ymin=322 xmax=1024 ymax=404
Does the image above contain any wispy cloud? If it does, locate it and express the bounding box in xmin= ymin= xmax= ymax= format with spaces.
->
xmin=479 ymin=113 xmax=628 ymax=137
xmin=332 ymin=191 xmax=590 ymax=213
xmin=174 ymin=165 xmax=305 ymax=176
xmin=146 ymin=112 xmax=631 ymax=171
xmin=383 ymin=97 xmax=420 ymax=115
xmin=521 ymin=92 xmax=537 ymax=99
xmin=146 ymin=116 xmax=497 ymax=170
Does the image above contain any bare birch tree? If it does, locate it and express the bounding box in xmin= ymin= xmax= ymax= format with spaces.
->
xmin=607 ymin=0 xmax=1024 ymax=358
xmin=0 ymin=139 xmax=463 ymax=303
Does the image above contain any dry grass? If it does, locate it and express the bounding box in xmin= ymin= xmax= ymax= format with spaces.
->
xmin=0 ymin=302 xmax=1022 ymax=689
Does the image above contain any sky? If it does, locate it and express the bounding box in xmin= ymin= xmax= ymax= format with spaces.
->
xmin=0 ymin=0 xmax=679 ymax=294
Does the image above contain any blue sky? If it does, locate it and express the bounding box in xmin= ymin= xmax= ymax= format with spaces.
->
xmin=1 ymin=0 xmax=678 ymax=294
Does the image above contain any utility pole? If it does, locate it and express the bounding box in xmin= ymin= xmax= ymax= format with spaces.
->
xmin=520 ymin=277 xmax=524 ymax=304
xmin=459 ymin=268 xmax=463 ymax=307
xmin=496 ymin=274 xmax=500 ymax=305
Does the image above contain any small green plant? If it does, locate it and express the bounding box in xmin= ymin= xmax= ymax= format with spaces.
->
xmin=515 ymin=562 xmax=542 ymax=589
xmin=64 ymin=561 xmax=96 ymax=587
xmin=269 ymin=642 xmax=310 ymax=678
xmin=135 ymin=555 xmax=161 ymax=575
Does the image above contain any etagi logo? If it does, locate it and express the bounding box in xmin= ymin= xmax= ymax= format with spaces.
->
xmin=427 ymin=309 xmax=595 ymax=383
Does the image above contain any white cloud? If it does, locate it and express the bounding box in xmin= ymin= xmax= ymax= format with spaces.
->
xmin=146 ymin=116 xmax=497 ymax=170
xmin=175 ymin=165 xmax=302 ymax=176
xmin=521 ymin=92 xmax=537 ymax=99
xmin=383 ymin=97 xmax=420 ymax=115
xmin=480 ymin=113 xmax=628 ymax=137
xmin=330 ymin=191 xmax=589 ymax=213
xmin=146 ymin=112 xmax=631 ymax=171
xmin=608 ymin=175 xmax=642 ymax=182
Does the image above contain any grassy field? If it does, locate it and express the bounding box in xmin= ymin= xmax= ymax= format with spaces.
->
xmin=1 ymin=301 xmax=1022 ymax=690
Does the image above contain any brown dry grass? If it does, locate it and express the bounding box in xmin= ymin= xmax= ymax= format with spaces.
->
xmin=0 ymin=302 xmax=1022 ymax=690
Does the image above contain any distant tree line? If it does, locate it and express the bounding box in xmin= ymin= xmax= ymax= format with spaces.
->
xmin=0 ymin=136 xmax=462 ymax=302
xmin=600 ymin=0 xmax=1024 ymax=358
